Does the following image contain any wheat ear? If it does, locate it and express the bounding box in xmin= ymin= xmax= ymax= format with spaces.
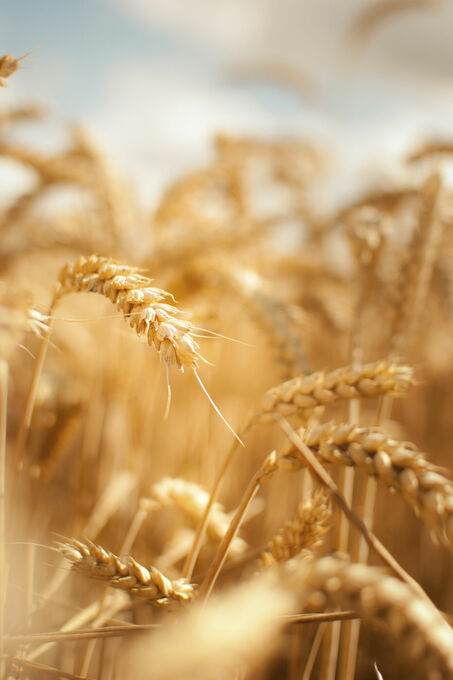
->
xmin=250 ymin=360 xmax=413 ymax=425
xmin=59 ymin=538 xmax=195 ymax=607
xmin=15 ymin=255 xmax=241 ymax=470
xmin=55 ymin=255 xmax=205 ymax=371
xmin=276 ymin=418 xmax=430 ymax=603
xmin=261 ymin=489 xmax=331 ymax=566
xmin=148 ymin=477 xmax=247 ymax=558
xmin=57 ymin=255 xmax=243 ymax=444
xmin=281 ymin=421 xmax=453 ymax=546
xmin=289 ymin=556 xmax=453 ymax=679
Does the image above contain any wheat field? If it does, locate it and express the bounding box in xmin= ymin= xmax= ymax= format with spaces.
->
xmin=2 ymin=5 xmax=453 ymax=678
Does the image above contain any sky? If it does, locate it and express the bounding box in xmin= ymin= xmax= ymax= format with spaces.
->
xmin=1 ymin=0 xmax=453 ymax=205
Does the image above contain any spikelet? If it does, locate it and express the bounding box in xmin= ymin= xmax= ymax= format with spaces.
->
xmin=261 ymin=490 xmax=331 ymax=566
xmin=55 ymin=255 xmax=206 ymax=371
xmin=250 ymin=360 xmax=414 ymax=424
xmin=59 ymin=538 xmax=195 ymax=608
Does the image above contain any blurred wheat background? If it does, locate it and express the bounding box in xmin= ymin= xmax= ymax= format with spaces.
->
xmin=2 ymin=1 xmax=453 ymax=679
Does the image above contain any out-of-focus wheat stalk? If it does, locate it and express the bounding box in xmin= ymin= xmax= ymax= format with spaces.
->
xmin=288 ymin=555 xmax=453 ymax=679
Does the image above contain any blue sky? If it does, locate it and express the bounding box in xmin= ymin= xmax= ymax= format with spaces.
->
xmin=2 ymin=0 xmax=453 ymax=205
xmin=0 ymin=0 xmax=206 ymax=115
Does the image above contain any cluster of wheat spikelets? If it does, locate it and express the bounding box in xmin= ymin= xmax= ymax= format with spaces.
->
xmin=3 ymin=14 xmax=453 ymax=677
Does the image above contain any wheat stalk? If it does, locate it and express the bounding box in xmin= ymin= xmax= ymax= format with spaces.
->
xmin=59 ymin=538 xmax=195 ymax=607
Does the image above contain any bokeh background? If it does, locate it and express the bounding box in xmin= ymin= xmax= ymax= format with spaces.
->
xmin=2 ymin=0 xmax=453 ymax=206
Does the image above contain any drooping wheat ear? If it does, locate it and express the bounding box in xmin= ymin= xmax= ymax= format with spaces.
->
xmin=54 ymin=255 xmax=206 ymax=371
xmin=71 ymin=127 xmax=134 ymax=244
xmin=59 ymin=538 xmax=195 ymax=607
xmin=184 ymin=259 xmax=310 ymax=378
xmin=288 ymin=556 xmax=453 ymax=679
xmin=249 ymin=360 xmax=414 ymax=425
xmin=147 ymin=477 xmax=247 ymax=558
xmin=226 ymin=264 xmax=310 ymax=377
xmin=261 ymin=490 xmax=331 ymax=566
xmin=280 ymin=421 xmax=453 ymax=546
xmin=0 ymin=105 xmax=44 ymax=128
xmin=348 ymin=0 xmax=438 ymax=47
xmin=407 ymin=140 xmax=453 ymax=163
xmin=390 ymin=173 xmax=443 ymax=354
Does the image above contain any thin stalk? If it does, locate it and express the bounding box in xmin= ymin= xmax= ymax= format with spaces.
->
xmin=26 ymin=543 xmax=35 ymax=629
xmin=27 ymin=592 xmax=129 ymax=661
xmin=339 ymin=477 xmax=377 ymax=680
xmin=13 ymin=299 xmax=56 ymax=475
xmin=6 ymin=624 xmax=160 ymax=643
xmin=0 ymin=361 xmax=7 ymax=680
xmin=119 ymin=507 xmax=148 ymax=555
xmin=303 ymin=623 xmax=327 ymax=680
xmin=324 ymin=265 xmax=367 ymax=680
xmin=199 ymin=467 xmax=261 ymax=601
xmin=287 ymin=611 xmax=358 ymax=625
xmin=183 ymin=435 xmax=242 ymax=578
